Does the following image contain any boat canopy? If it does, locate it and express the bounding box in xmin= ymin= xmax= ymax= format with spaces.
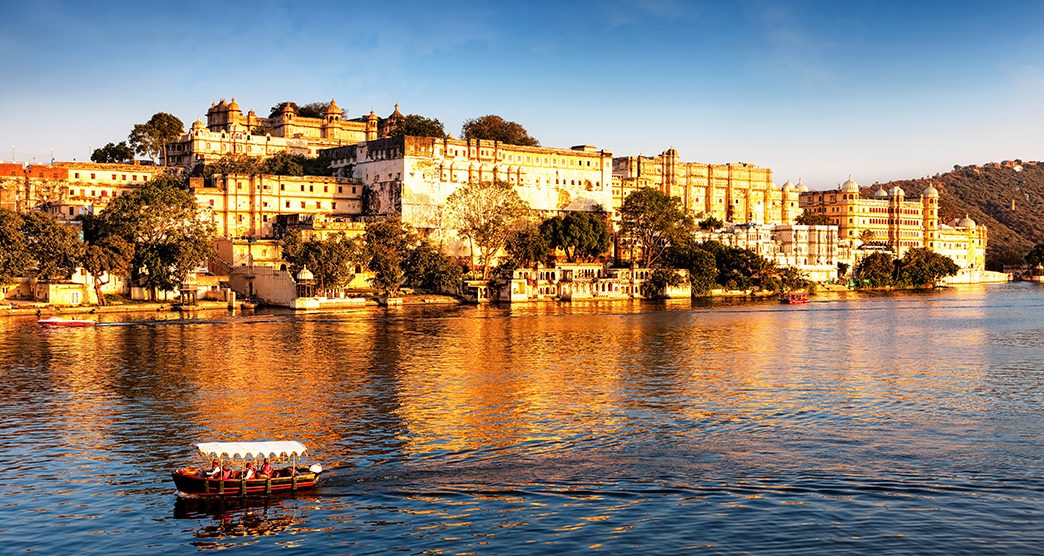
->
xmin=196 ymin=441 xmax=307 ymax=460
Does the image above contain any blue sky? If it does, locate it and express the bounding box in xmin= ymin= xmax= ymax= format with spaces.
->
xmin=1 ymin=0 xmax=1042 ymax=188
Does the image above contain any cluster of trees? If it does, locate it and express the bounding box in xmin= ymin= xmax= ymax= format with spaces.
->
xmin=91 ymin=142 xmax=135 ymax=164
xmin=268 ymin=101 xmax=346 ymax=119
xmin=281 ymin=220 xmax=465 ymax=297
xmin=503 ymin=212 xmax=612 ymax=269
xmin=389 ymin=115 xmax=445 ymax=138
xmin=1025 ymin=242 xmax=1044 ymax=267
xmin=201 ymin=152 xmax=332 ymax=178
xmin=854 ymin=249 xmax=959 ymax=288
xmin=460 ymin=115 xmax=539 ymax=146
xmin=129 ymin=112 xmax=184 ymax=164
xmin=620 ymin=187 xmax=812 ymax=294
xmin=0 ymin=174 xmax=215 ymax=304
xmin=795 ymin=211 xmax=832 ymax=226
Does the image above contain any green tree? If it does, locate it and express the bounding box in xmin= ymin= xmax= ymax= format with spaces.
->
xmin=641 ymin=268 xmax=685 ymax=299
xmin=128 ymin=112 xmax=184 ymax=165
xmin=298 ymin=101 xmax=343 ymax=118
xmin=665 ymin=238 xmax=717 ymax=294
xmin=460 ymin=115 xmax=539 ymax=146
xmin=269 ymin=101 xmax=299 ymax=118
xmin=855 ymin=252 xmax=895 ymax=287
xmin=505 ymin=224 xmax=552 ymax=269
xmin=1025 ymin=242 xmax=1044 ymax=267
xmin=540 ymin=212 xmax=611 ymax=262
xmin=289 ymin=234 xmax=362 ymax=296
xmin=795 ymin=210 xmax=832 ymax=226
xmin=895 ymin=248 xmax=959 ymax=287
xmin=389 ymin=114 xmax=446 ymax=138
xmin=204 ymin=153 xmax=262 ymax=177
xmin=103 ymin=173 xmax=215 ymax=297
xmin=619 ymin=188 xmax=695 ymax=267
xmin=859 ymin=229 xmax=876 ymax=244
xmin=364 ymin=219 xmax=414 ymax=295
xmin=20 ymin=211 xmax=83 ymax=281
xmin=403 ymin=239 xmax=464 ymax=295
xmin=91 ymin=142 xmax=135 ymax=164
xmin=445 ymin=180 xmax=531 ymax=279
xmin=697 ymin=216 xmax=723 ymax=230
xmin=0 ymin=210 xmax=30 ymax=286
xmin=78 ymin=213 xmax=134 ymax=306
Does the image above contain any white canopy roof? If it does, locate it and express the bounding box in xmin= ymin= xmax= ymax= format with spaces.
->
xmin=196 ymin=441 xmax=307 ymax=460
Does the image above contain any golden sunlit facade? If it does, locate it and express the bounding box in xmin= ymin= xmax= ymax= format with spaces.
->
xmin=612 ymin=148 xmax=799 ymax=224
xmin=799 ymin=176 xmax=987 ymax=269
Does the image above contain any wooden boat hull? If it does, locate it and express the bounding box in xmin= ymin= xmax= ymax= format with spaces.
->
xmin=172 ymin=468 xmax=320 ymax=497
xmin=39 ymin=318 xmax=95 ymax=327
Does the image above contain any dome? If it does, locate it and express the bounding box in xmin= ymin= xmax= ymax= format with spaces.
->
xmin=227 ymin=97 xmax=240 ymax=111
xmin=922 ymin=183 xmax=939 ymax=197
xmin=888 ymin=185 xmax=905 ymax=197
xmin=216 ymin=99 xmax=228 ymax=109
xmin=956 ymin=215 xmax=976 ymax=228
xmin=192 ymin=119 xmax=206 ymax=130
xmin=840 ymin=174 xmax=859 ymax=193
xmin=327 ymin=99 xmax=341 ymax=114
xmin=295 ymin=266 xmax=314 ymax=281
xmin=796 ymin=177 xmax=808 ymax=192
xmin=874 ymin=187 xmax=888 ymax=198
xmin=781 ymin=179 xmax=793 ymax=191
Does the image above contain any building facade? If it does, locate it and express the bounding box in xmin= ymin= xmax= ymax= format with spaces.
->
xmin=695 ymin=223 xmax=841 ymax=282
xmin=165 ymin=99 xmax=406 ymax=168
xmin=322 ymin=135 xmax=614 ymax=232
xmin=799 ymin=176 xmax=987 ymax=269
xmin=191 ymin=174 xmax=364 ymax=239
xmin=612 ymin=148 xmax=800 ymax=224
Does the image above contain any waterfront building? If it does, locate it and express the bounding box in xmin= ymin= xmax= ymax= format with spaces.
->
xmin=612 ymin=148 xmax=800 ymax=224
xmin=695 ymin=223 xmax=840 ymax=282
xmin=190 ymin=173 xmax=364 ymax=239
xmin=490 ymin=262 xmax=691 ymax=303
xmin=164 ymin=99 xmax=404 ymax=168
xmin=321 ymin=135 xmax=613 ymax=234
xmin=0 ymin=161 xmax=167 ymax=213
xmin=799 ymin=176 xmax=987 ymax=269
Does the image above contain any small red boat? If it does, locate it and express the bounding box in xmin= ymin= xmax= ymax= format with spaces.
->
xmin=38 ymin=317 xmax=96 ymax=328
xmin=172 ymin=441 xmax=323 ymax=498
xmin=779 ymin=292 xmax=810 ymax=304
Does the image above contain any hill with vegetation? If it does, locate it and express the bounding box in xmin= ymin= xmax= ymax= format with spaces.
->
xmin=872 ymin=160 xmax=1044 ymax=269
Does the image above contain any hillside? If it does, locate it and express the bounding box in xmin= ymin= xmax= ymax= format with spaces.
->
xmin=874 ymin=160 xmax=1044 ymax=269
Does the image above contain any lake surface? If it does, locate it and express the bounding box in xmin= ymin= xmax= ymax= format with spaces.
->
xmin=1 ymin=283 xmax=1043 ymax=554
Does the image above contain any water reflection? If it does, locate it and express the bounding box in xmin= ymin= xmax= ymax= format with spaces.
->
xmin=1 ymin=284 xmax=1043 ymax=553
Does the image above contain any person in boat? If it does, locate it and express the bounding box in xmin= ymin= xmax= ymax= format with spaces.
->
xmin=205 ymin=459 xmax=222 ymax=479
xmin=243 ymin=461 xmax=257 ymax=480
xmin=258 ymin=457 xmax=274 ymax=479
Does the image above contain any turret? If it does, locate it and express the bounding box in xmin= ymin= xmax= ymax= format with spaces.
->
xmin=922 ymin=182 xmax=939 ymax=250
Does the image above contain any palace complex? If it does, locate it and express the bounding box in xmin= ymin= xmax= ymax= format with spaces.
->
xmin=611 ymin=148 xmax=802 ymax=225
xmin=800 ymin=176 xmax=987 ymax=270
xmin=0 ymin=93 xmax=1004 ymax=299
xmin=164 ymin=98 xmax=408 ymax=168
xmin=322 ymin=135 xmax=614 ymax=230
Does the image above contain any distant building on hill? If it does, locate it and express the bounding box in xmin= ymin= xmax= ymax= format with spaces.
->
xmin=164 ymin=98 xmax=406 ymax=168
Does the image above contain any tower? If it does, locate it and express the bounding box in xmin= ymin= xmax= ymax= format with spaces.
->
xmin=921 ymin=181 xmax=939 ymax=251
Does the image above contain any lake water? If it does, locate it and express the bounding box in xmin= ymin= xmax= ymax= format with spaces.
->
xmin=1 ymin=283 xmax=1043 ymax=554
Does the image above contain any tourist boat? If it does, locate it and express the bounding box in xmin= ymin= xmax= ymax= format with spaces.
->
xmin=38 ymin=317 xmax=96 ymax=328
xmin=172 ymin=441 xmax=323 ymax=498
xmin=779 ymin=292 xmax=811 ymax=304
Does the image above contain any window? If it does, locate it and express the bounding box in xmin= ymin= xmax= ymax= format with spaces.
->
xmin=74 ymin=173 xmax=79 ymax=178
xmin=285 ymin=201 xmax=290 ymax=208
xmin=338 ymin=186 xmax=343 ymax=193
xmin=324 ymin=186 xmax=328 ymax=193
xmin=91 ymin=173 xmax=96 ymax=179
xmin=209 ymin=199 xmax=214 ymax=206
xmin=280 ymin=184 xmax=285 ymax=191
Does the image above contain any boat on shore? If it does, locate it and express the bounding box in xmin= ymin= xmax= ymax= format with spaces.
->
xmin=779 ymin=292 xmax=810 ymax=304
xmin=38 ymin=317 xmax=96 ymax=328
xmin=172 ymin=441 xmax=323 ymax=498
